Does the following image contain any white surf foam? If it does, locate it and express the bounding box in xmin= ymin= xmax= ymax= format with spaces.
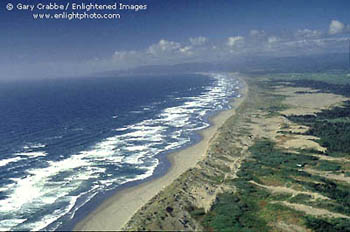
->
xmin=16 ymin=151 xmax=47 ymax=158
xmin=0 ymin=157 xmax=22 ymax=167
xmin=0 ymin=219 xmax=27 ymax=231
xmin=23 ymin=143 xmax=46 ymax=150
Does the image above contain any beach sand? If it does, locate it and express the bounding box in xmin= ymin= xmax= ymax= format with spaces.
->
xmin=74 ymin=76 xmax=247 ymax=231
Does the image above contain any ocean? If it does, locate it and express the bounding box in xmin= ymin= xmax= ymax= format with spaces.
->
xmin=0 ymin=72 xmax=240 ymax=230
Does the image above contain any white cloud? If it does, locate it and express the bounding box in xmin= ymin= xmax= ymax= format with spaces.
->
xmin=12 ymin=20 xmax=350 ymax=80
xmin=250 ymin=30 xmax=259 ymax=36
xmin=267 ymin=36 xmax=279 ymax=44
xmin=329 ymin=20 xmax=345 ymax=35
xmin=295 ymin=29 xmax=322 ymax=38
xmin=113 ymin=50 xmax=137 ymax=60
xmin=284 ymin=39 xmax=315 ymax=48
xmin=147 ymin=39 xmax=182 ymax=56
xmin=98 ymin=26 xmax=350 ymax=73
xmin=227 ymin=36 xmax=244 ymax=47
xmin=279 ymin=36 xmax=349 ymax=56
xmin=189 ymin=36 xmax=208 ymax=46
xmin=179 ymin=46 xmax=193 ymax=55
xmin=249 ymin=30 xmax=265 ymax=37
xmin=111 ymin=50 xmax=143 ymax=67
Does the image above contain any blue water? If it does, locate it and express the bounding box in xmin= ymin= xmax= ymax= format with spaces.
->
xmin=0 ymin=73 xmax=240 ymax=230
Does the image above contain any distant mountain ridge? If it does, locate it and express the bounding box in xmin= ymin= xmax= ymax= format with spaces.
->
xmin=94 ymin=53 xmax=350 ymax=77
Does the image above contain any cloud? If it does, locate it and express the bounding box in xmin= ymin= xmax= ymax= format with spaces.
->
xmin=277 ymin=36 xmax=349 ymax=56
xmin=226 ymin=36 xmax=244 ymax=47
xmin=329 ymin=20 xmax=345 ymax=35
xmin=249 ymin=29 xmax=266 ymax=37
xmin=9 ymin=18 xmax=350 ymax=80
xmin=110 ymin=50 xmax=144 ymax=68
xmin=147 ymin=39 xmax=182 ymax=56
xmin=109 ymin=39 xmax=202 ymax=69
xmin=96 ymin=22 xmax=350 ymax=73
xmin=250 ymin=30 xmax=259 ymax=36
xmin=295 ymin=29 xmax=322 ymax=38
xmin=267 ymin=36 xmax=279 ymax=44
xmin=189 ymin=36 xmax=208 ymax=46
xmin=113 ymin=50 xmax=138 ymax=60
xmin=179 ymin=46 xmax=193 ymax=55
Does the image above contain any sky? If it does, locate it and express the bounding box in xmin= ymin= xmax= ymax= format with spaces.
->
xmin=1 ymin=0 xmax=350 ymax=80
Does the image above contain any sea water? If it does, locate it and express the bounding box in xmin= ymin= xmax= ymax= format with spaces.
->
xmin=0 ymin=73 xmax=240 ymax=230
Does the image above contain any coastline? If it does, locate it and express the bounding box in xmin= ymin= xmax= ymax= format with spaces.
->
xmin=73 ymin=75 xmax=248 ymax=231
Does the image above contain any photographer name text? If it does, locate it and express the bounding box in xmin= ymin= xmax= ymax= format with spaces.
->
xmin=11 ymin=2 xmax=147 ymax=12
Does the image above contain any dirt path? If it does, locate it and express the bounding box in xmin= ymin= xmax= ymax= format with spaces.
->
xmin=305 ymin=168 xmax=350 ymax=184
xmin=250 ymin=181 xmax=329 ymax=200
xmin=277 ymin=201 xmax=350 ymax=219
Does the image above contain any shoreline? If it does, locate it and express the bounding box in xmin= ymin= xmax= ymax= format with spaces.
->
xmin=73 ymin=75 xmax=248 ymax=231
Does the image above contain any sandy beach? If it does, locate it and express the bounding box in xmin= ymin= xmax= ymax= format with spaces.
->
xmin=74 ymin=76 xmax=248 ymax=231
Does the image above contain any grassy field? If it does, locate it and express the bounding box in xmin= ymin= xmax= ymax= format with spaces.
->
xmin=199 ymin=73 xmax=350 ymax=231
xmin=268 ymin=72 xmax=350 ymax=85
xmin=124 ymin=72 xmax=350 ymax=231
